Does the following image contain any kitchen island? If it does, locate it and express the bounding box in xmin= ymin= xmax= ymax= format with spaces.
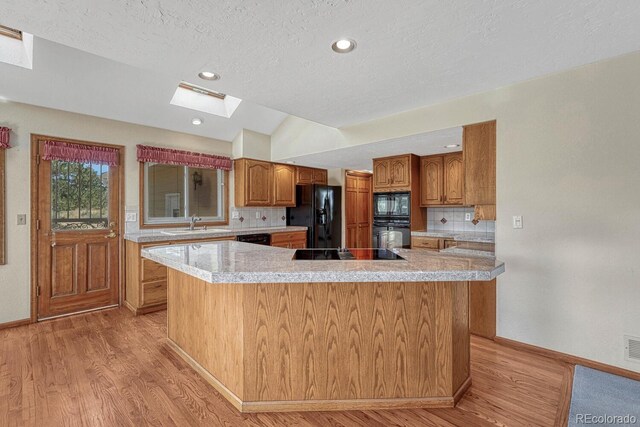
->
xmin=143 ymin=241 xmax=505 ymax=413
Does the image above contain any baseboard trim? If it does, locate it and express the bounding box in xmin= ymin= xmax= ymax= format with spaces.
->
xmin=494 ymin=336 xmax=640 ymax=382
xmin=166 ymin=338 xmax=244 ymax=412
xmin=0 ymin=317 xmax=31 ymax=331
xmin=123 ymin=300 xmax=166 ymax=316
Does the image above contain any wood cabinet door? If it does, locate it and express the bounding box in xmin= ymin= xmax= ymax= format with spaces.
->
xmin=420 ymin=156 xmax=444 ymax=206
xmin=346 ymin=225 xmax=357 ymax=248
xmin=356 ymin=224 xmax=371 ymax=248
xmin=273 ymin=164 xmax=296 ymax=206
xmin=312 ymin=168 xmax=327 ymax=184
xmin=463 ymin=121 xmax=496 ymax=205
xmin=389 ymin=156 xmax=410 ymax=188
xmin=373 ymin=159 xmax=390 ymax=191
xmin=246 ymin=160 xmax=272 ymax=206
xmin=296 ymin=167 xmax=315 ymax=185
xmin=346 ymin=172 xmax=372 ymax=248
xmin=443 ymin=153 xmax=464 ymax=205
xmin=345 ymin=190 xmax=357 ymax=227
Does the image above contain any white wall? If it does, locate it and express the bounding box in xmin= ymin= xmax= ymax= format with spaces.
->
xmin=272 ymin=51 xmax=640 ymax=372
xmin=232 ymin=129 xmax=271 ymax=161
xmin=0 ymin=101 xmax=231 ymax=323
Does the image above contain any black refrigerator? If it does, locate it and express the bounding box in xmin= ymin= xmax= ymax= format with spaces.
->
xmin=287 ymin=185 xmax=342 ymax=249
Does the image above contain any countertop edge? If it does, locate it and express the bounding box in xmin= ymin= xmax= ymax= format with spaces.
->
xmin=142 ymin=247 xmax=506 ymax=284
xmin=125 ymin=226 xmax=308 ymax=243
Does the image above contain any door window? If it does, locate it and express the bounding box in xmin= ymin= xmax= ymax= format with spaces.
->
xmin=50 ymin=160 xmax=109 ymax=231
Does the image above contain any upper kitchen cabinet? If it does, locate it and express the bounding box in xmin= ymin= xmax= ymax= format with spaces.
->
xmin=312 ymin=168 xmax=328 ymax=185
xmin=420 ymin=155 xmax=443 ymax=205
xmin=443 ymin=152 xmax=464 ymax=204
xmin=272 ymin=163 xmax=296 ymax=207
xmin=296 ymin=166 xmax=328 ymax=185
xmin=373 ymin=154 xmax=418 ymax=192
xmin=235 ymin=159 xmax=328 ymax=207
xmin=420 ymin=152 xmax=463 ymax=206
xmin=234 ymin=158 xmax=273 ymax=207
xmin=463 ymin=121 xmax=496 ymax=215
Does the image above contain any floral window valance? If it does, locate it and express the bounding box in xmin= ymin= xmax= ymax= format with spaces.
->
xmin=42 ymin=139 xmax=120 ymax=166
xmin=136 ymin=144 xmax=232 ymax=170
xmin=0 ymin=127 xmax=11 ymax=149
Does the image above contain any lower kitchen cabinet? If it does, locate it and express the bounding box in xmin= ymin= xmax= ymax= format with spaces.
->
xmin=125 ymin=237 xmax=235 ymax=315
xmin=411 ymin=236 xmax=443 ymax=251
xmin=271 ymin=231 xmax=307 ymax=249
xmin=470 ymin=279 xmax=496 ymax=339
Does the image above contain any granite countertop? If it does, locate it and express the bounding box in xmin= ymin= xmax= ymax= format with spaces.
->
xmin=410 ymin=231 xmax=495 ymax=243
xmin=124 ymin=226 xmax=308 ymax=243
xmin=439 ymin=247 xmax=496 ymax=258
xmin=142 ymin=241 xmax=505 ymax=284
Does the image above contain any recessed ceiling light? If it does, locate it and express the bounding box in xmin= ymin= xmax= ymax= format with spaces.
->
xmin=191 ymin=118 xmax=203 ymax=125
xmin=198 ymin=71 xmax=220 ymax=81
xmin=331 ymin=38 xmax=356 ymax=53
xmin=445 ymin=144 xmax=461 ymax=148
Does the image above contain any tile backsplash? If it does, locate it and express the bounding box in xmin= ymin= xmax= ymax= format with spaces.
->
xmin=426 ymin=207 xmax=495 ymax=233
xmin=229 ymin=207 xmax=287 ymax=229
xmin=123 ymin=206 xmax=287 ymax=233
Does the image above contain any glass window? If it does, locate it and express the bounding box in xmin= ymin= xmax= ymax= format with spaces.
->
xmin=143 ymin=163 xmax=226 ymax=225
xmin=51 ymin=160 xmax=110 ymax=230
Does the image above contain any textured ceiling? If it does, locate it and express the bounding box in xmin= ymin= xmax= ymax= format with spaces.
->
xmin=0 ymin=38 xmax=287 ymax=142
xmin=282 ymin=127 xmax=463 ymax=171
xmin=2 ymin=1 xmax=640 ymax=130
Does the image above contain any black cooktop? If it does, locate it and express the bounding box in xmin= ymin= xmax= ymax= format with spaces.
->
xmin=293 ymin=248 xmax=405 ymax=261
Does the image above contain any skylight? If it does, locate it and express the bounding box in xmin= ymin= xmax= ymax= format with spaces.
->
xmin=0 ymin=25 xmax=22 ymax=40
xmin=170 ymin=82 xmax=241 ymax=118
xmin=0 ymin=24 xmax=33 ymax=69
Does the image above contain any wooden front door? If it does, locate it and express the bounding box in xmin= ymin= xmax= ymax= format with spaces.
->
xmin=34 ymin=137 xmax=122 ymax=319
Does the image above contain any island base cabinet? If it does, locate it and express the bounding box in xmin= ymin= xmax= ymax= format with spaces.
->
xmin=167 ymin=268 xmax=471 ymax=413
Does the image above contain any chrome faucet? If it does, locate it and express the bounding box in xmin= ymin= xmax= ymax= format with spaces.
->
xmin=189 ymin=215 xmax=202 ymax=230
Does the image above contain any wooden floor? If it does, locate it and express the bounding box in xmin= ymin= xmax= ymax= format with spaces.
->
xmin=0 ymin=308 xmax=572 ymax=426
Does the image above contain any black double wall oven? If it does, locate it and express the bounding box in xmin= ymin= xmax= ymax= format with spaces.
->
xmin=372 ymin=192 xmax=411 ymax=249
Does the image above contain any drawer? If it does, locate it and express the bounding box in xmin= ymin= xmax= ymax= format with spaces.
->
xmin=141 ymin=259 xmax=167 ymax=281
xmin=444 ymin=240 xmax=457 ymax=249
xmin=271 ymin=231 xmax=307 ymax=245
xmin=412 ymin=237 xmax=442 ymax=250
xmin=456 ymin=241 xmax=495 ymax=252
xmin=141 ymin=280 xmax=167 ymax=306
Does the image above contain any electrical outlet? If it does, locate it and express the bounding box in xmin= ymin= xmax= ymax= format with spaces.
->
xmin=255 ymin=211 xmax=261 ymax=219
xmin=125 ymin=212 xmax=137 ymax=222
xmin=513 ymin=215 xmax=523 ymax=229
xmin=465 ymin=213 xmax=472 ymax=221
xmin=232 ymin=210 xmax=240 ymax=219
xmin=17 ymin=214 xmax=27 ymax=225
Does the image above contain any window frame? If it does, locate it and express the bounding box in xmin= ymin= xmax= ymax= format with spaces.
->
xmin=138 ymin=162 xmax=229 ymax=229
xmin=0 ymin=149 xmax=5 ymax=264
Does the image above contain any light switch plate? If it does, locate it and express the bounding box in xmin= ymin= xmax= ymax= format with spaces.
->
xmin=125 ymin=212 xmax=137 ymax=222
xmin=17 ymin=214 xmax=27 ymax=225
xmin=465 ymin=213 xmax=472 ymax=221
xmin=513 ymin=215 xmax=523 ymax=229
xmin=232 ymin=210 xmax=240 ymax=219
xmin=255 ymin=211 xmax=261 ymax=219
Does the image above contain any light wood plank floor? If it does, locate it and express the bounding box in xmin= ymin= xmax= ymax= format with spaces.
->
xmin=0 ymin=308 xmax=572 ymax=426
